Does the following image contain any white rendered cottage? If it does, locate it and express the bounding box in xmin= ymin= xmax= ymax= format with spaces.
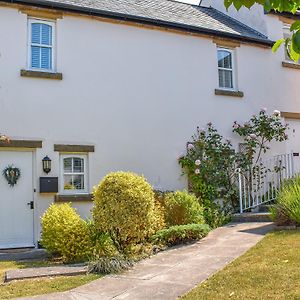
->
xmin=0 ymin=0 xmax=299 ymax=248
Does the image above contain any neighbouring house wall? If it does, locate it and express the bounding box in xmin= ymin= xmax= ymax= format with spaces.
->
xmin=209 ymin=2 xmax=268 ymax=36
xmin=0 ymin=6 xmax=299 ymax=241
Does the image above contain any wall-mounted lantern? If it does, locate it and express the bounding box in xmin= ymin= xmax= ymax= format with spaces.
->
xmin=42 ymin=156 xmax=51 ymax=174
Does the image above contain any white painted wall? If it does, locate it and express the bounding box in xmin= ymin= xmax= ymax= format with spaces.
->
xmin=0 ymin=6 xmax=298 ymax=243
xmin=210 ymin=2 xmax=268 ymax=35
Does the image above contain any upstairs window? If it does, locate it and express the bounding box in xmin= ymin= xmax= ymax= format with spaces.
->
xmin=283 ymin=24 xmax=300 ymax=64
xmin=217 ymin=48 xmax=235 ymax=90
xmin=60 ymin=155 xmax=88 ymax=194
xmin=28 ymin=19 xmax=55 ymax=71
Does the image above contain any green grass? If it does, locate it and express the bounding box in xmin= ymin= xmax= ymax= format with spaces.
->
xmin=182 ymin=230 xmax=300 ymax=300
xmin=0 ymin=260 xmax=100 ymax=299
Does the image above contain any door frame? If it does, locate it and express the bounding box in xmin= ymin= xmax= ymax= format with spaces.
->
xmin=0 ymin=148 xmax=37 ymax=248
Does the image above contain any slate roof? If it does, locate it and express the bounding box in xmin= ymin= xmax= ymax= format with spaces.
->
xmin=6 ymin=0 xmax=273 ymax=45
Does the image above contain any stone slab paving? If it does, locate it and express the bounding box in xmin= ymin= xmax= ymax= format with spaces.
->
xmin=18 ymin=222 xmax=274 ymax=300
xmin=5 ymin=265 xmax=88 ymax=282
xmin=0 ymin=249 xmax=48 ymax=262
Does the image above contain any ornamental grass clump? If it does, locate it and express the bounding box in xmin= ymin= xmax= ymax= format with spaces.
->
xmin=162 ymin=190 xmax=205 ymax=226
xmin=88 ymin=255 xmax=133 ymax=275
xmin=92 ymin=172 xmax=164 ymax=249
xmin=272 ymin=176 xmax=300 ymax=225
xmin=41 ymin=203 xmax=92 ymax=263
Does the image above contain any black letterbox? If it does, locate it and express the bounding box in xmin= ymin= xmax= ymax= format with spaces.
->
xmin=40 ymin=177 xmax=59 ymax=193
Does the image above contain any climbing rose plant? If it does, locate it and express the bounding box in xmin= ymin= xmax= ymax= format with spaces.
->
xmin=179 ymin=124 xmax=238 ymax=211
xmin=233 ymin=109 xmax=288 ymax=169
xmin=0 ymin=133 xmax=9 ymax=143
xmin=179 ymin=109 xmax=288 ymax=213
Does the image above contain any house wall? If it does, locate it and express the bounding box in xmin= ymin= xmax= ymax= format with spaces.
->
xmin=209 ymin=1 xmax=268 ymax=35
xmin=0 ymin=5 xmax=299 ymax=244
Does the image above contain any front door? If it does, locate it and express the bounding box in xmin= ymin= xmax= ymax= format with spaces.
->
xmin=0 ymin=151 xmax=34 ymax=248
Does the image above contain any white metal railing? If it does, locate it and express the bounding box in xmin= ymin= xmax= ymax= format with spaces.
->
xmin=238 ymin=152 xmax=295 ymax=213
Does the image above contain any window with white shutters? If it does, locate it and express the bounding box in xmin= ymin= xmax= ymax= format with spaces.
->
xmin=28 ymin=19 xmax=55 ymax=71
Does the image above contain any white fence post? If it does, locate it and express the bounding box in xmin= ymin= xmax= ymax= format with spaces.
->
xmin=238 ymin=169 xmax=243 ymax=214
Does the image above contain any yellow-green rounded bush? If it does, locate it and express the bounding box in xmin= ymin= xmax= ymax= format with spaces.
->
xmin=92 ymin=172 xmax=163 ymax=248
xmin=41 ymin=203 xmax=92 ymax=263
xmin=163 ymin=191 xmax=205 ymax=226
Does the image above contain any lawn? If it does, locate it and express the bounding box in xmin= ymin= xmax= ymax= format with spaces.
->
xmin=182 ymin=230 xmax=300 ymax=300
xmin=0 ymin=260 xmax=100 ymax=299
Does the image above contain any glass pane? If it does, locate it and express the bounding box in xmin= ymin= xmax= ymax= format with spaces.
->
xmin=219 ymin=69 xmax=233 ymax=89
xmin=218 ymin=50 xmax=232 ymax=69
xmin=41 ymin=47 xmax=51 ymax=69
xmin=41 ymin=24 xmax=52 ymax=46
xmin=64 ymin=175 xmax=75 ymax=190
xmin=63 ymin=158 xmax=72 ymax=172
xmin=31 ymin=23 xmax=41 ymax=44
xmin=31 ymin=46 xmax=40 ymax=68
xmin=73 ymin=158 xmax=84 ymax=173
xmin=73 ymin=175 xmax=84 ymax=190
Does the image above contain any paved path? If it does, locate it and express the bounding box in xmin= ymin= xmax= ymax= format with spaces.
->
xmin=5 ymin=265 xmax=87 ymax=282
xmin=19 ymin=222 xmax=274 ymax=300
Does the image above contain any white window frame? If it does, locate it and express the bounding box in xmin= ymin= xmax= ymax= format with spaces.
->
xmin=217 ymin=47 xmax=236 ymax=91
xmin=283 ymin=24 xmax=300 ymax=64
xmin=27 ymin=18 xmax=56 ymax=72
xmin=60 ymin=154 xmax=88 ymax=195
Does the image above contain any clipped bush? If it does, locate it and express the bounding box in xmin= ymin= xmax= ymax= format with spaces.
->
xmin=88 ymin=255 xmax=133 ymax=275
xmin=273 ymin=177 xmax=300 ymax=225
xmin=41 ymin=203 xmax=92 ymax=263
xmin=92 ymin=172 xmax=163 ymax=248
xmin=151 ymin=224 xmax=210 ymax=246
xmin=162 ymin=191 xmax=205 ymax=226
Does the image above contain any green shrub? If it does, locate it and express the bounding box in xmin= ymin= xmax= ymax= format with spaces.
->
xmin=41 ymin=203 xmax=92 ymax=263
xmin=201 ymin=198 xmax=231 ymax=228
xmin=162 ymin=191 xmax=205 ymax=226
xmin=88 ymin=255 xmax=133 ymax=274
xmin=92 ymin=172 xmax=164 ymax=249
xmin=86 ymin=221 xmax=118 ymax=258
xmin=151 ymin=224 xmax=210 ymax=246
xmin=273 ymin=177 xmax=300 ymax=225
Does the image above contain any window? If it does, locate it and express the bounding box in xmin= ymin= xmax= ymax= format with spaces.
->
xmin=283 ymin=24 xmax=300 ymax=64
xmin=217 ymin=48 xmax=235 ymax=90
xmin=28 ymin=19 xmax=55 ymax=71
xmin=60 ymin=155 xmax=88 ymax=194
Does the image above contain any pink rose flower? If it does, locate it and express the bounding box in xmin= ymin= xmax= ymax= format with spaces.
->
xmin=195 ymin=159 xmax=201 ymax=166
xmin=187 ymin=143 xmax=195 ymax=150
xmin=260 ymin=107 xmax=267 ymax=113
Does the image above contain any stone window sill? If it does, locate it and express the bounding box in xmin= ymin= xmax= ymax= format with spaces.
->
xmin=282 ymin=61 xmax=300 ymax=70
xmin=54 ymin=144 xmax=95 ymax=153
xmin=54 ymin=194 xmax=93 ymax=203
xmin=20 ymin=69 xmax=63 ymax=80
xmin=215 ymin=89 xmax=244 ymax=98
